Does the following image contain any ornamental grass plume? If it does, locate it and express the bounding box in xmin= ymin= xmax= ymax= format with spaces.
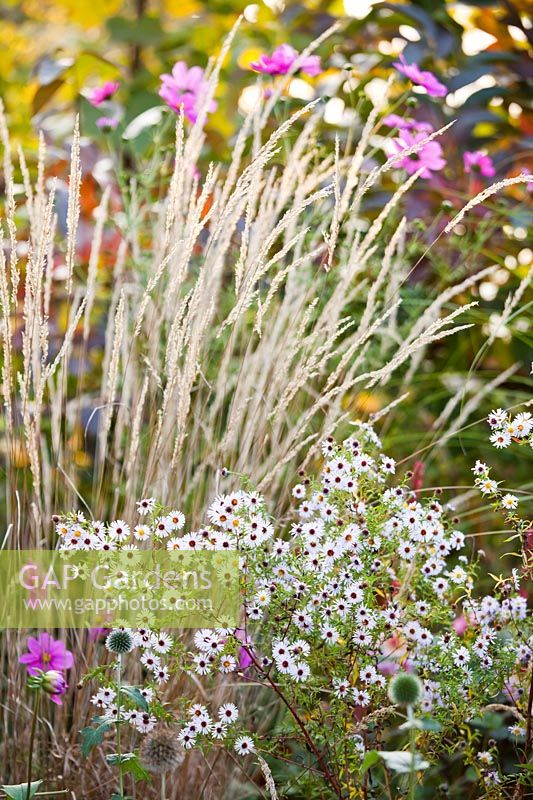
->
xmin=0 ymin=20 xmax=531 ymax=796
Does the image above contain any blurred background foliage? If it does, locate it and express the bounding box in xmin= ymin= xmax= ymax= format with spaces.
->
xmin=0 ymin=0 xmax=532 ymax=556
xmin=1 ymin=0 xmax=532 ymax=159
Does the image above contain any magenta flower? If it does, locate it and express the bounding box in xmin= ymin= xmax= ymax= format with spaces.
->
xmin=159 ymin=61 xmax=216 ymax=123
xmin=452 ymin=615 xmax=468 ymax=636
xmin=19 ymin=633 xmax=74 ymax=677
xmin=389 ymin=129 xmax=446 ymax=179
xmin=382 ymin=114 xmax=433 ymax=134
xmin=87 ymin=81 xmax=120 ymax=107
xmin=393 ymin=55 xmax=447 ymax=98
xmin=42 ymin=670 xmax=68 ymax=705
xmin=463 ymin=150 xmax=496 ymax=178
xmin=96 ymin=116 xmax=119 ymax=131
xmin=250 ymin=44 xmax=321 ymax=77
xmin=521 ymin=168 xmax=533 ymax=191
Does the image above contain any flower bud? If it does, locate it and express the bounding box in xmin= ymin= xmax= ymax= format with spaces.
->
xmin=388 ymin=672 xmax=423 ymax=707
xmin=105 ymin=629 xmax=134 ymax=654
xmin=42 ymin=670 xmax=67 ymax=697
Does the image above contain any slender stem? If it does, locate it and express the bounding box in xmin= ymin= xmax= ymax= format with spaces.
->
xmin=26 ymin=690 xmax=41 ymax=800
xmin=243 ymin=646 xmax=343 ymax=798
xmin=116 ymin=655 xmax=123 ymax=798
xmin=408 ymin=706 xmax=416 ymax=800
xmin=161 ymin=772 xmax=166 ymax=800
xmin=520 ymin=664 xmax=533 ymax=798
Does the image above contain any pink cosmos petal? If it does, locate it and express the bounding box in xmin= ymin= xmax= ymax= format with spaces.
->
xmin=19 ymin=653 xmax=39 ymax=664
xmin=26 ymin=636 xmax=44 ymax=655
xmin=389 ymin=129 xmax=446 ymax=178
xmin=88 ymin=81 xmax=120 ymax=107
xmin=159 ymin=62 xmax=216 ymax=124
xmin=19 ymin=633 xmax=74 ymax=676
xmin=463 ymin=150 xmax=496 ymax=178
xmin=393 ymin=56 xmax=447 ymax=98
xmin=250 ymin=43 xmax=321 ymax=77
xmin=49 ymin=693 xmax=63 ymax=705
xmin=300 ymin=55 xmax=321 ymax=77
xmin=382 ymin=115 xmax=433 ymax=134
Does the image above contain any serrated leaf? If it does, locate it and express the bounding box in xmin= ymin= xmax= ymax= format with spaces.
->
xmin=121 ymin=686 xmax=148 ymax=711
xmin=80 ymin=719 xmax=113 ymax=757
xmin=107 ymin=752 xmax=150 ymax=782
xmin=2 ymin=781 xmax=43 ymax=800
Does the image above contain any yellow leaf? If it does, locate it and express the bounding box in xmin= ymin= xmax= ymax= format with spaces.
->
xmin=163 ymin=0 xmax=201 ymax=16
xmin=237 ymin=47 xmax=264 ymax=70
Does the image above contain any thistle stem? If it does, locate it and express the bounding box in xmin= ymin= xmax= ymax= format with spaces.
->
xmin=161 ymin=772 xmax=166 ymax=800
xmin=407 ymin=705 xmax=416 ymax=800
xmin=116 ymin=655 xmax=123 ymax=798
xmin=26 ymin=690 xmax=41 ymax=800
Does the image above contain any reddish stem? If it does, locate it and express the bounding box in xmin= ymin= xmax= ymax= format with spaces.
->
xmin=244 ymin=645 xmax=344 ymax=798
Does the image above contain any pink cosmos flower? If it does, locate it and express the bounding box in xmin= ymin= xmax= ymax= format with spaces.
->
xmin=19 ymin=633 xmax=74 ymax=677
xmin=463 ymin=150 xmax=496 ymax=178
xmin=87 ymin=81 xmax=120 ymax=107
xmin=250 ymin=44 xmax=321 ymax=77
xmin=96 ymin=117 xmax=119 ymax=131
xmin=382 ymin=114 xmax=433 ymax=134
xmin=521 ymin=169 xmax=533 ymax=191
xmin=393 ymin=55 xmax=447 ymax=98
xmin=159 ymin=62 xmax=216 ymax=123
xmin=452 ymin=615 xmax=468 ymax=636
xmin=389 ymin=129 xmax=446 ymax=179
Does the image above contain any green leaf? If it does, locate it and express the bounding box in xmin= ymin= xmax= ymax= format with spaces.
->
xmin=417 ymin=716 xmax=443 ymax=732
xmin=80 ymin=719 xmax=113 ymax=757
xmin=360 ymin=750 xmax=381 ymax=774
xmin=2 ymin=781 xmax=43 ymax=800
xmin=120 ymin=686 xmax=149 ymax=711
xmin=107 ymin=15 xmax=163 ymax=45
xmin=400 ymin=715 xmax=442 ymax=732
xmin=107 ymin=753 xmax=150 ymax=782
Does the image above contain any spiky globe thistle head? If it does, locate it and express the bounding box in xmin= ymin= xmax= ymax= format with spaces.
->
xmin=105 ymin=629 xmax=134 ymax=655
xmin=387 ymin=672 xmax=423 ymax=707
xmin=140 ymin=727 xmax=185 ymax=774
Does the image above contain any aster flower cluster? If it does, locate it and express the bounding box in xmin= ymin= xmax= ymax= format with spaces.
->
xmin=69 ymin=421 xmax=532 ymax=793
xmin=487 ymin=407 xmax=533 ymax=450
xmin=55 ymin=501 xmax=186 ymax=550
xmin=174 ymin=422 xmax=532 ymax=789
xmin=473 ymin=408 xmax=532 ymax=538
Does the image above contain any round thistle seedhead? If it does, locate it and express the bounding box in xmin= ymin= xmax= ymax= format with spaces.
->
xmin=105 ymin=629 xmax=134 ymax=655
xmin=140 ymin=727 xmax=185 ymax=774
xmin=387 ymin=672 xmax=423 ymax=707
